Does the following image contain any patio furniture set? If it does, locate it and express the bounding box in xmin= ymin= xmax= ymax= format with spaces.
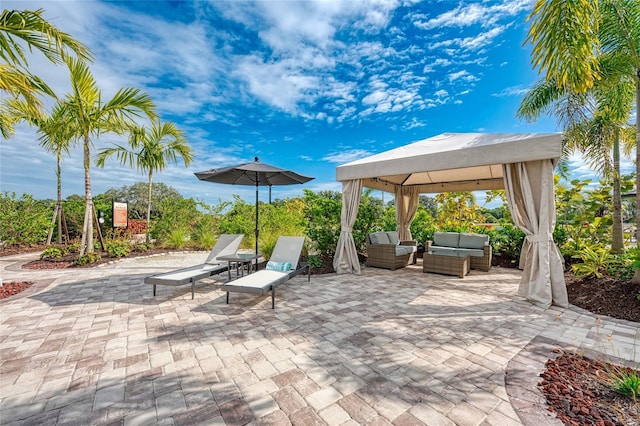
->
xmin=144 ymin=234 xmax=310 ymax=308
xmin=366 ymin=230 xmax=492 ymax=278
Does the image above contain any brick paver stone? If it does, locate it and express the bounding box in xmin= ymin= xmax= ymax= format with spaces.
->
xmin=1 ymin=252 xmax=638 ymax=426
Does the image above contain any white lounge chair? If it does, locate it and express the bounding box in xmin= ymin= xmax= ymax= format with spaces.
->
xmin=221 ymin=236 xmax=310 ymax=309
xmin=144 ymin=234 xmax=243 ymax=299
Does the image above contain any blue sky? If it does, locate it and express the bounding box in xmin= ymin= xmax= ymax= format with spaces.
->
xmin=2 ymin=0 xmax=633 ymax=206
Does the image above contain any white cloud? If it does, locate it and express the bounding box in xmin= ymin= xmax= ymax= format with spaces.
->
xmin=413 ymin=0 xmax=530 ymax=30
xmin=322 ymin=149 xmax=374 ymax=164
xmin=492 ymin=85 xmax=530 ymax=97
xmin=447 ymin=70 xmax=479 ymax=83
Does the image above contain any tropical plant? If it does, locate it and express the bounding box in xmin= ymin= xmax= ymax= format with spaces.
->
xmin=104 ymin=240 xmax=131 ymax=258
xmin=74 ymin=252 xmax=101 ymax=266
xmin=571 ymin=245 xmax=613 ymax=278
xmin=96 ymin=120 xmax=193 ymax=243
xmin=0 ymin=9 xmax=92 ymax=137
xmin=524 ymin=0 xmax=640 ymax=277
xmin=40 ymin=247 xmax=62 ymax=259
xmin=56 ymin=57 xmax=156 ymax=255
xmin=2 ymin=98 xmax=76 ymax=244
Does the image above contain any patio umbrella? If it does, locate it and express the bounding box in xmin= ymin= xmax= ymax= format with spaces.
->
xmin=194 ymin=157 xmax=314 ymax=256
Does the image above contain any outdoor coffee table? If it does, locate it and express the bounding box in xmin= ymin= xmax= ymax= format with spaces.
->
xmin=423 ymin=252 xmax=470 ymax=278
xmin=217 ymin=253 xmax=260 ymax=281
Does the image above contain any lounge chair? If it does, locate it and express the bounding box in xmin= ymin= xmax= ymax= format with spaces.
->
xmin=144 ymin=234 xmax=243 ymax=299
xmin=221 ymin=236 xmax=310 ymax=309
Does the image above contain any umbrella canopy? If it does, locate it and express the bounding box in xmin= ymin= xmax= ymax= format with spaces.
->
xmin=195 ymin=157 xmax=314 ymax=256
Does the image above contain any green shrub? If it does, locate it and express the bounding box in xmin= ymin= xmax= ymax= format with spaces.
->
xmin=104 ymin=240 xmax=131 ymax=258
xmin=133 ymin=243 xmax=149 ymax=252
xmin=571 ymin=245 xmax=611 ymax=278
xmin=306 ymin=254 xmax=322 ymax=269
xmin=0 ymin=192 xmax=52 ymax=245
xmin=607 ymin=366 xmax=640 ymax=401
xmin=40 ymin=247 xmax=63 ymax=259
xmin=166 ymin=228 xmax=190 ymax=249
xmin=65 ymin=242 xmax=82 ymax=254
xmin=606 ymin=252 xmax=633 ymax=280
xmin=486 ymin=224 xmax=525 ymax=259
xmin=74 ymin=252 xmax=101 ymax=266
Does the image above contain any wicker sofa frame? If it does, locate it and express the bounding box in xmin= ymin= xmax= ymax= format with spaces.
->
xmin=426 ymin=233 xmax=492 ymax=272
xmin=365 ymin=233 xmax=417 ymax=270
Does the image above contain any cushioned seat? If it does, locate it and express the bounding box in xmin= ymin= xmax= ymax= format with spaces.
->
xmin=366 ymin=231 xmax=417 ymax=270
xmin=427 ymin=231 xmax=491 ymax=271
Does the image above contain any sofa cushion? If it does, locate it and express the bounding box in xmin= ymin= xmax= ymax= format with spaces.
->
xmin=369 ymin=232 xmax=390 ymax=245
xmin=386 ymin=231 xmax=400 ymax=245
xmin=455 ymin=248 xmax=485 ymax=258
xmin=459 ymin=233 xmax=489 ymax=249
xmin=433 ymin=232 xmax=460 ymax=248
xmin=430 ymin=246 xmax=458 ymax=256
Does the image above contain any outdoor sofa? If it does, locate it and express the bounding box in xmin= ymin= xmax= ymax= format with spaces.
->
xmin=426 ymin=231 xmax=492 ymax=272
xmin=365 ymin=231 xmax=417 ymax=270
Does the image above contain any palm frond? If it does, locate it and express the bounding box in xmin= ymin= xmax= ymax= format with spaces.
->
xmin=0 ymin=9 xmax=93 ymax=67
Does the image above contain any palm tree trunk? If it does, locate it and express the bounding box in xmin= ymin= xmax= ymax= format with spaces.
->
xmin=56 ymin=153 xmax=63 ymax=244
xmin=611 ymin=133 xmax=623 ymax=253
xmin=146 ymin=172 xmax=153 ymax=244
xmin=633 ymin=73 xmax=640 ymax=283
xmin=80 ymin=134 xmax=94 ymax=255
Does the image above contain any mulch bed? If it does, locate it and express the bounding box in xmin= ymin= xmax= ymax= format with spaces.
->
xmin=540 ymin=350 xmax=639 ymax=426
xmin=565 ymin=274 xmax=640 ymax=323
xmin=0 ymin=281 xmax=32 ymax=300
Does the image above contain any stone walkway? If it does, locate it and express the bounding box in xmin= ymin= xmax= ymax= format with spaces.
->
xmin=1 ymin=252 xmax=638 ymax=426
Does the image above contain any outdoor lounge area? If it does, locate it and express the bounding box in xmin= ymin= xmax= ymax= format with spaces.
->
xmin=2 ymin=250 xmax=638 ymax=425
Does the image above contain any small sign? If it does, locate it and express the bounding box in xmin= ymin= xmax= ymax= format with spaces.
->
xmin=113 ymin=202 xmax=128 ymax=228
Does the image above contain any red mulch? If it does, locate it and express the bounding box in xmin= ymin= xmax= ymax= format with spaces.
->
xmin=540 ymin=350 xmax=639 ymax=426
xmin=0 ymin=282 xmax=33 ymax=300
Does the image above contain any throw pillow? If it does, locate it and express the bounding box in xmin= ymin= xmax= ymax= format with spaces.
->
xmin=266 ymin=261 xmax=292 ymax=271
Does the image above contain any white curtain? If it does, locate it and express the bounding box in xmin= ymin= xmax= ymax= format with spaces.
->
xmin=334 ymin=179 xmax=363 ymax=275
xmin=395 ymin=186 xmax=419 ymax=241
xmin=503 ymin=160 xmax=568 ymax=308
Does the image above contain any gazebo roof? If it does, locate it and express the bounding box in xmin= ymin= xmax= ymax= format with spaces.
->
xmin=336 ymin=132 xmax=563 ymax=193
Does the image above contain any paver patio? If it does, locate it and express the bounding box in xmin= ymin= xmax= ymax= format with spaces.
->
xmin=1 ymin=252 xmax=638 ymax=425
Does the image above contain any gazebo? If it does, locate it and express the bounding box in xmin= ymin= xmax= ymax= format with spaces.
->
xmin=334 ymin=132 xmax=568 ymax=308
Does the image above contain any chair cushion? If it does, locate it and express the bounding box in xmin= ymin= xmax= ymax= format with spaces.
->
xmin=266 ymin=261 xmax=292 ymax=271
xmin=395 ymin=246 xmax=414 ymax=256
xmin=369 ymin=232 xmax=390 ymax=245
xmin=459 ymin=233 xmax=489 ymax=249
xmin=433 ymin=232 xmax=460 ymax=248
xmin=386 ymin=231 xmax=400 ymax=245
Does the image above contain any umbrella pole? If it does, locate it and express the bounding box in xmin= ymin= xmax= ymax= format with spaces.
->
xmin=255 ymin=180 xmax=259 ymax=263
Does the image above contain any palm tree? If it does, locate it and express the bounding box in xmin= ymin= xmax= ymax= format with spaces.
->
xmin=523 ymin=0 xmax=639 ymax=259
xmin=1 ymin=98 xmax=74 ymax=244
xmin=57 ymin=58 xmax=156 ymax=255
xmin=96 ymin=120 xmax=193 ymax=242
xmin=518 ymin=77 xmax=634 ymax=253
xmin=0 ymin=9 xmax=92 ymax=135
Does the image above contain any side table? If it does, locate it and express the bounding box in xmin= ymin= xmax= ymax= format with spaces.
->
xmin=217 ymin=253 xmax=260 ymax=281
